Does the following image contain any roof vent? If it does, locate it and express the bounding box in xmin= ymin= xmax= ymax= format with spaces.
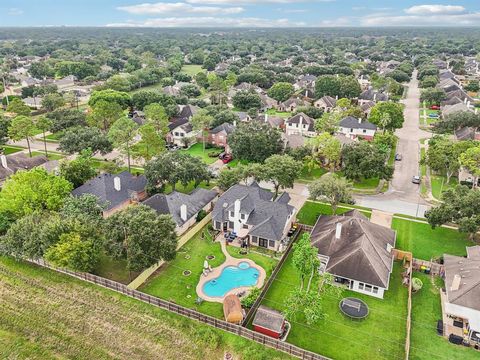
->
xmin=113 ymin=176 xmax=121 ymax=191
xmin=451 ymin=274 xmax=461 ymax=291
xmin=335 ymin=223 xmax=342 ymax=239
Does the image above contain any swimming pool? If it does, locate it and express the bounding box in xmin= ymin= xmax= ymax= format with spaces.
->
xmin=202 ymin=261 xmax=260 ymax=297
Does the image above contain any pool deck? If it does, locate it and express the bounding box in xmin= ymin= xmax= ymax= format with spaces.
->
xmin=195 ymin=238 xmax=266 ymax=303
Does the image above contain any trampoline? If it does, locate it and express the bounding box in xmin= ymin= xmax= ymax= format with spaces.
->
xmin=339 ymin=297 xmax=369 ymax=319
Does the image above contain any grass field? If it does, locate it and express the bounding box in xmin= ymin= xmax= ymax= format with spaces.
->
xmin=260 ymin=254 xmax=408 ymax=360
xmin=266 ymin=109 xmax=292 ymax=118
xmin=410 ymin=272 xmax=480 ymax=360
xmin=0 ymin=256 xmax=291 ymax=360
xmin=181 ymin=65 xmax=205 ymax=77
xmin=179 ymin=143 xmax=221 ymax=165
xmin=298 ymin=164 xmax=328 ymax=182
xmin=296 ymin=201 xmax=372 ymax=226
xmin=31 ymin=151 xmax=65 ymax=161
xmin=391 ymin=218 xmax=474 ymax=260
xmin=0 ymin=145 xmax=24 ymax=155
xmin=430 ymin=175 xmax=457 ymax=200
xmin=92 ymin=253 xmax=136 ymax=284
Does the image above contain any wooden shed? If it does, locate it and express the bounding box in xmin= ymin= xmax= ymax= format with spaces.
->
xmin=252 ymin=305 xmax=285 ymax=339
xmin=223 ymin=294 xmax=243 ymax=324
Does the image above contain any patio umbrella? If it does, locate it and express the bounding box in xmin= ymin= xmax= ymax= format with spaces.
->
xmin=204 ymin=260 xmax=209 ymax=269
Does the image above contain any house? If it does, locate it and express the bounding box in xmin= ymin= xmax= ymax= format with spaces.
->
xmin=53 ymin=75 xmax=76 ymax=90
xmin=285 ymin=112 xmax=316 ymax=137
xmin=442 ymin=246 xmax=480 ymax=344
xmin=277 ymin=97 xmax=306 ymax=112
xmin=211 ymin=182 xmax=296 ymax=252
xmin=234 ymin=111 xmax=250 ymax=122
xmin=252 ymin=305 xmax=286 ymax=339
xmin=338 ymin=116 xmax=377 ymax=140
xmin=71 ymin=171 xmax=147 ymax=217
xmin=178 ymin=104 xmax=199 ymax=120
xmin=256 ymin=113 xmax=285 ymax=129
xmin=441 ymin=103 xmax=473 ymax=118
xmin=454 ymin=127 xmax=480 ymax=141
xmin=310 ymin=210 xmax=396 ymax=299
xmin=167 ymin=118 xmax=199 ymax=147
xmin=0 ymin=153 xmax=48 ymax=184
xmin=360 ymin=101 xmax=376 ymax=117
xmin=458 ymin=167 xmax=480 ymax=187
xmin=259 ymin=93 xmax=277 ymax=110
xmin=208 ymin=122 xmax=235 ymax=152
xmin=358 ymin=89 xmax=388 ymax=105
xmin=22 ymin=96 xmax=42 ymax=109
xmin=294 ymin=74 xmax=316 ymax=91
xmin=143 ymin=188 xmax=218 ymax=235
xmin=314 ymin=96 xmax=337 ymax=112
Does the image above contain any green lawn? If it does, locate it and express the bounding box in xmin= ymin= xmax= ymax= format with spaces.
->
xmin=0 ymin=145 xmax=24 ymax=155
xmin=353 ymin=177 xmax=380 ymax=190
xmin=226 ymin=246 xmax=278 ymax=278
xmin=391 ymin=218 xmax=474 ymax=260
xmin=420 ymin=148 xmax=427 ymax=195
xmin=44 ymin=132 xmax=63 ymax=142
xmin=261 ymin=254 xmax=408 ymax=360
xmin=179 ymin=143 xmax=221 ymax=165
xmin=181 ymin=64 xmax=205 ymax=77
xmin=140 ymin=227 xmax=227 ymax=318
xmin=298 ymin=164 xmax=328 ymax=182
xmin=164 ymin=180 xmax=215 ymax=195
xmin=227 ymin=159 xmax=250 ymax=168
xmin=92 ymin=253 xmax=136 ymax=284
xmin=266 ymin=108 xmax=292 ymax=118
xmin=410 ymin=272 xmax=479 ymax=360
xmin=296 ymin=201 xmax=372 ymax=226
xmin=0 ymin=256 xmax=291 ymax=360
xmin=430 ymin=175 xmax=458 ymax=200
xmin=31 ymin=151 xmax=65 ymax=161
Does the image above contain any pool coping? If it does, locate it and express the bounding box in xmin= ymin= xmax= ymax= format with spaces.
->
xmin=195 ymin=240 xmax=266 ymax=303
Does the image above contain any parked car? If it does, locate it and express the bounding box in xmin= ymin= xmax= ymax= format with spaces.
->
xmin=412 ymin=176 xmax=421 ymax=184
xmin=428 ymin=113 xmax=439 ymax=118
xmin=395 ymin=153 xmax=402 ymax=161
xmin=218 ymin=152 xmax=226 ymax=159
xmin=430 ymin=105 xmax=440 ymax=110
xmin=222 ymin=154 xmax=233 ymax=164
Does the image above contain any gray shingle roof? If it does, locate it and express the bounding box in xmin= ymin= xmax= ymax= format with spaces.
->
xmin=310 ymin=210 xmax=396 ymax=288
xmin=0 ymin=153 xmax=48 ymax=182
xmin=212 ymin=183 xmax=294 ymax=241
xmin=143 ymin=188 xmax=218 ymax=226
xmin=339 ymin=116 xmax=377 ymax=130
xmin=286 ymin=112 xmax=315 ymax=132
xmin=252 ymin=305 xmax=285 ymax=333
xmin=210 ymin=122 xmax=235 ymax=135
xmin=71 ymin=171 xmax=146 ymax=211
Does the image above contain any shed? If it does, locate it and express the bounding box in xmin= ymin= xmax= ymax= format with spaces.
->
xmin=252 ymin=305 xmax=285 ymax=339
xmin=223 ymin=294 xmax=243 ymax=324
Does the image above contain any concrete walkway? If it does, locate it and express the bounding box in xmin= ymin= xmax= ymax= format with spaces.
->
xmin=370 ymin=210 xmax=393 ymax=228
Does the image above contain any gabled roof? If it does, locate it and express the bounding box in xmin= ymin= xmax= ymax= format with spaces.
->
xmin=253 ymin=305 xmax=285 ymax=333
xmin=0 ymin=153 xmax=48 ymax=182
xmin=71 ymin=171 xmax=146 ymax=211
xmin=286 ymin=112 xmax=315 ymax=132
xmin=315 ymin=96 xmax=336 ymax=108
xmin=444 ymin=247 xmax=480 ymax=312
xmin=168 ymin=117 xmax=191 ymax=132
xmin=143 ymin=188 xmax=217 ymax=226
xmin=442 ymin=103 xmax=472 ymax=117
xmin=210 ymin=122 xmax=235 ymax=135
xmin=359 ymin=89 xmax=388 ymax=101
xmin=179 ymin=104 xmax=199 ymax=119
xmin=310 ymin=210 xmax=396 ymax=288
xmin=339 ymin=116 xmax=377 ymax=130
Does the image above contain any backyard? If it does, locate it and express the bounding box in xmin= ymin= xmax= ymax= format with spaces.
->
xmin=181 ymin=65 xmax=205 ymax=77
xmin=391 ymin=218 xmax=474 ymax=260
xmin=179 ymin=143 xmax=222 ymax=165
xmin=260 ymin=254 xmax=408 ymax=360
xmin=410 ymin=272 xmax=479 ymax=360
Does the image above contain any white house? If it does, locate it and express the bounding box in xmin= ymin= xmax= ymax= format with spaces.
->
xmin=285 ymin=112 xmax=316 ymax=137
xmin=338 ymin=116 xmax=377 ymax=140
xmin=314 ymin=96 xmax=337 ymax=112
xmin=310 ymin=210 xmax=396 ymax=299
xmin=167 ymin=118 xmax=200 ymax=147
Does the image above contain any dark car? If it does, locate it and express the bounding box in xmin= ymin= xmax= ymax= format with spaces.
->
xmin=395 ymin=153 xmax=402 ymax=161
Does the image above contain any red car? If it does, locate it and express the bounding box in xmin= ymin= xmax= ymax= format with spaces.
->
xmin=430 ymin=105 xmax=440 ymax=110
xmin=222 ymin=154 xmax=233 ymax=164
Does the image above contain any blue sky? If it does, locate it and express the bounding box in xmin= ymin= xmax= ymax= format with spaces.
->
xmin=2 ymin=1 xmax=480 ymax=27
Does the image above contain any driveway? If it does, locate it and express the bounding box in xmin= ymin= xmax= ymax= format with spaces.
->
xmin=258 ymin=181 xmax=308 ymax=212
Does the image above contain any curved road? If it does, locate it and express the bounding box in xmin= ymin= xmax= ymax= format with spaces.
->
xmin=355 ymin=70 xmax=432 ymax=217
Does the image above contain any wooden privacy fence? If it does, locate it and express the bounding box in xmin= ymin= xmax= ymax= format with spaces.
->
xmin=30 ymin=259 xmax=330 ymax=360
xmin=412 ymin=258 xmax=444 ymax=276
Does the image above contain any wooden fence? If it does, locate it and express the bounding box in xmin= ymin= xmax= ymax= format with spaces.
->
xmin=29 ymin=258 xmax=330 ymax=360
xmin=412 ymin=258 xmax=444 ymax=276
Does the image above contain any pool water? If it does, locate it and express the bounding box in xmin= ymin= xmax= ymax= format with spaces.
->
xmin=203 ymin=261 xmax=259 ymax=297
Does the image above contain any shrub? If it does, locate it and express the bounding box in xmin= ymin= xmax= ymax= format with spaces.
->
xmin=196 ymin=209 xmax=207 ymax=222
xmin=208 ymin=150 xmax=223 ymax=158
xmin=412 ymin=277 xmax=423 ymax=292
xmin=240 ymin=287 xmax=261 ymax=308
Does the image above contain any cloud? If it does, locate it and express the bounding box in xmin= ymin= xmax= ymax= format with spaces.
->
xmin=404 ymin=5 xmax=465 ymax=15
xmin=106 ymin=16 xmax=305 ymax=27
xmin=8 ymin=8 xmax=24 ymax=16
xmin=319 ymin=17 xmax=353 ymax=27
xmin=186 ymin=0 xmax=334 ymax=4
xmin=118 ymin=2 xmax=243 ymax=15
xmin=361 ymin=12 xmax=480 ymax=26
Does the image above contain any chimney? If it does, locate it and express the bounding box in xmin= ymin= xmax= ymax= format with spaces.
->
xmin=305 ymin=90 xmax=308 ymax=97
xmin=464 ymin=97 xmax=467 ymax=104
xmin=234 ymin=199 xmax=241 ymax=216
xmin=264 ymin=113 xmax=268 ymax=123
xmin=180 ymin=204 xmax=187 ymax=222
xmin=233 ymin=120 xmax=237 ymax=127
xmin=451 ymin=274 xmax=461 ymax=291
xmin=113 ymin=176 xmax=121 ymax=191
xmin=373 ymin=93 xmax=377 ymax=102
xmin=467 ymin=101 xmax=471 ymax=108
xmin=0 ymin=155 xmax=7 ymax=169
xmin=358 ymin=118 xmax=362 ymax=124
xmin=335 ymin=223 xmax=342 ymax=239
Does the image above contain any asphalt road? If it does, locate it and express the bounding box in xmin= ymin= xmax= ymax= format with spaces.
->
xmin=355 ymin=70 xmax=433 ymax=217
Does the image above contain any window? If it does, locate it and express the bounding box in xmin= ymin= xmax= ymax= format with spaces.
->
xmin=229 ymin=211 xmax=234 ymax=217
xmin=180 ymin=133 xmax=185 ymax=137
xmin=350 ymin=128 xmax=353 ymax=132
xmin=214 ymin=221 xmax=221 ymax=230
xmin=365 ymin=284 xmax=372 ymax=292
xmin=269 ymin=240 xmax=275 ymax=248
xmin=363 ymin=129 xmax=366 ymax=133
xmin=251 ymin=236 xmax=258 ymax=243
xmin=174 ymin=132 xmax=179 ymax=136
xmin=243 ymin=224 xmax=248 ymax=229
xmin=258 ymin=238 xmax=268 ymax=248
xmin=358 ymin=283 xmax=364 ymax=290
xmin=373 ymin=287 xmax=378 ymax=294
xmin=228 ymin=221 xmax=234 ymax=229
xmin=240 ymin=214 xmax=245 ymax=220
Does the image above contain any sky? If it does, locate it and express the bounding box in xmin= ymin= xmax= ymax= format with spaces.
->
xmin=1 ymin=1 xmax=480 ymax=28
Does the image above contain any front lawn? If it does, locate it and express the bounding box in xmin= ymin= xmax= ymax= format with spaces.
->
xmin=298 ymin=164 xmax=328 ymax=182
xmin=391 ymin=218 xmax=474 ymax=260
xmin=410 ymin=272 xmax=479 ymax=360
xmin=430 ymin=175 xmax=457 ymax=200
xmin=0 ymin=145 xmax=24 ymax=155
xmin=164 ymin=180 xmax=215 ymax=195
xmin=179 ymin=143 xmax=221 ymax=165
xmin=266 ymin=108 xmax=292 ymax=118
xmin=260 ymin=254 xmax=408 ymax=360
xmin=181 ymin=64 xmax=205 ymax=77
xmin=31 ymin=151 xmax=65 ymax=161
xmin=140 ymin=226 xmax=227 ymax=318
xmin=296 ymin=201 xmax=372 ymax=226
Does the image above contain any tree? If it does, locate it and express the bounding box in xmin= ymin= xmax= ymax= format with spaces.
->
xmin=315 ymin=75 xmax=341 ymax=98
xmin=425 ymin=185 xmax=480 ymax=240
xmin=0 ymin=115 xmax=11 ymax=145
xmin=459 ymin=145 xmax=480 ymax=189
xmin=210 ymin=109 xmax=238 ymax=129
xmin=386 ymin=70 xmax=410 ymax=83
xmin=465 ymin=81 xmax=480 ymax=92
xmin=263 ymin=154 xmax=301 ymax=199
xmin=308 ymin=133 xmax=342 ymax=171
xmin=341 ymin=142 xmax=393 ymax=181
xmin=369 ymin=102 xmax=404 ymax=132
xmin=44 ymin=232 xmax=99 ymax=272
xmin=87 ymin=99 xmax=123 ymax=132
xmin=36 ymin=116 xmax=53 ymax=157
xmin=104 ymin=205 xmax=177 ymax=272
xmin=0 ymin=168 xmax=72 ymax=219
xmin=59 ymin=126 xmax=112 ymax=155
xmin=6 ymin=98 xmax=31 ymax=116
xmin=195 ymin=72 xmax=209 ymax=88
xmin=420 ymin=88 xmax=446 ymax=105
xmin=180 ymin=84 xmax=201 ymax=98
xmin=420 ymin=75 xmax=438 ymax=88
xmin=434 ymin=111 xmax=480 ymax=134
xmin=133 ymin=123 xmax=165 ymax=162
xmin=228 ymin=122 xmax=283 ymax=163
xmin=339 ymin=76 xmax=361 ymax=98
xmin=191 ymin=110 xmax=214 ymax=151
xmin=29 ymin=61 xmax=54 ymax=78
xmin=267 ymin=82 xmax=295 ymax=102
xmin=232 ymin=91 xmax=262 ymax=111
xmin=217 ymin=168 xmax=243 ymax=191
xmin=8 ymin=115 xmax=36 ymax=157
xmin=108 ymin=117 xmax=138 ymax=172
xmin=46 ymin=108 xmax=87 ymax=133
xmin=41 ymin=93 xmax=65 ymax=112
xmin=61 ymin=194 xmax=105 ymax=222
xmin=315 ymin=111 xmax=342 ymax=134
xmin=88 ymin=89 xmax=131 ymax=109
xmin=59 ymin=150 xmax=97 ymax=188
xmin=144 ymin=103 xmax=169 ymax=134
xmin=291 ymin=233 xmax=319 ymax=291
xmin=308 ymin=174 xmax=353 ymax=214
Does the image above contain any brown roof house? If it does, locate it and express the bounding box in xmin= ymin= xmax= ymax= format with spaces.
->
xmin=0 ymin=153 xmax=49 ymax=185
xmin=310 ymin=210 xmax=396 ymax=299
xmin=442 ymin=246 xmax=480 ymax=342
